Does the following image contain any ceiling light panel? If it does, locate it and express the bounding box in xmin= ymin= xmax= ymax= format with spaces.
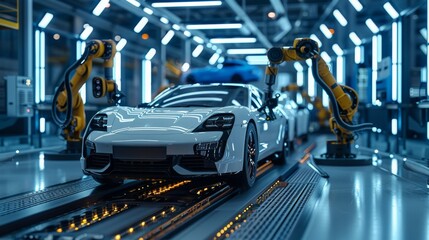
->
xmin=152 ymin=1 xmax=222 ymax=8
xmin=210 ymin=38 xmax=257 ymax=44
xmin=186 ymin=23 xmax=242 ymax=30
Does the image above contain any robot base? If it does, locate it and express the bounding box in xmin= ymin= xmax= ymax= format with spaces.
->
xmin=44 ymin=140 xmax=82 ymax=161
xmin=314 ymin=140 xmax=372 ymax=166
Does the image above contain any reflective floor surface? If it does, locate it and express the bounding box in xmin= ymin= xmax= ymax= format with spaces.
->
xmin=1 ymin=134 xmax=429 ymax=240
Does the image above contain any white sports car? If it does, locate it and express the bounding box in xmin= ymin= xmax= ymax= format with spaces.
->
xmin=81 ymin=83 xmax=288 ymax=189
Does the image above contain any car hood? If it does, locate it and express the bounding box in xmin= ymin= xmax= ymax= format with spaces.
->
xmin=101 ymin=106 xmax=224 ymax=134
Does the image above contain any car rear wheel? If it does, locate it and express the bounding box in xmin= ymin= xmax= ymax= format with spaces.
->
xmin=233 ymin=123 xmax=258 ymax=189
xmin=92 ymin=175 xmax=123 ymax=186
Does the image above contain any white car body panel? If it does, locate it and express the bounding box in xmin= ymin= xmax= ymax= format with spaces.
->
xmin=81 ymin=84 xmax=287 ymax=179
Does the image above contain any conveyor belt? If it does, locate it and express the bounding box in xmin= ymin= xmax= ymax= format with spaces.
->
xmin=229 ymin=165 xmax=325 ymax=239
xmin=0 ymin=178 xmax=98 ymax=216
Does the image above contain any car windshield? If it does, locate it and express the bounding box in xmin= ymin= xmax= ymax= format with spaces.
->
xmin=149 ymin=85 xmax=248 ymax=108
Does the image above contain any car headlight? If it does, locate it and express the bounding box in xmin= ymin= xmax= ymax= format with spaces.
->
xmin=194 ymin=114 xmax=235 ymax=132
xmin=90 ymin=113 xmax=108 ymax=131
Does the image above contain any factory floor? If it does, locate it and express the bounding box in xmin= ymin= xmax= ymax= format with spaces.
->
xmin=0 ymin=133 xmax=428 ymax=239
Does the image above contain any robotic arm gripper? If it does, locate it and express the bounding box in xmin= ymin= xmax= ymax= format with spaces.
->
xmin=263 ymin=38 xmax=372 ymax=146
xmin=52 ymin=39 xmax=124 ymax=143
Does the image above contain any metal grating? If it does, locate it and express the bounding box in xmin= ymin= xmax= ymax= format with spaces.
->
xmin=0 ymin=178 xmax=99 ymax=216
xmin=230 ymin=166 xmax=323 ymax=239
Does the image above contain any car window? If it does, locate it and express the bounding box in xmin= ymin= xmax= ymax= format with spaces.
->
xmin=149 ymin=85 xmax=248 ymax=108
xmin=250 ymin=93 xmax=263 ymax=109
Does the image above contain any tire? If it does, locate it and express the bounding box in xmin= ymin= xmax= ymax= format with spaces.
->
xmin=273 ymin=130 xmax=288 ymax=165
xmin=233 ymin=123 xmax=258 ymax=189
xmin=231 ymin=74 xmax=243 ymax=83
xmin=92 ymin=175 xmax=123 ymax=186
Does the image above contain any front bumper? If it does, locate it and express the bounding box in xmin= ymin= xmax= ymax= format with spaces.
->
xmin=81 ymin=130 xmax=243 ymax=178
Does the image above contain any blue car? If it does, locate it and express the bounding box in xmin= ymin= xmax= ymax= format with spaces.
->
xmin=181 ymin=59 xmax=263 ymax=84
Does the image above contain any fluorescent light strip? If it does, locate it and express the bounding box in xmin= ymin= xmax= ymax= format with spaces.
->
xmin=296 ymin=94 xmax=303 ymax=104
xmin=247 ymin=61 xmax=267 ymax=66
xmin=77 ymin=41 xmax=86 ymax=103
xmin=391 ymin=118 xmax=397 ymax=135
xmin=209 ymin=53 xmax=220 ymax=65
xmin=40 ymin=31 xmax=45 ymax=102
xmin=308 ymin=60 xmax=315 ymax=97
xmin=227 ymin=48 xmax=267 ymax=54
xmin=186 ymin=23 xmax=242 ymax=30
xmin=184 ymin=31 xmax=191 ymax=37
xmin=35 ymin=30 xmax=40 ymax=103
xmin=181 ymin=62 xmax=190 ymax=72
xmin=372 ymin=35 xmax=377 ymax=105
xmin=116 ymin=38 xmax=127 ymax=51
xmin=293 ymin=62 xmax=303 ymax=72
xmin=216 ymin=49 xmax=222 ymax=54
xmin=114 ymin=52 xmax=121 ymax=91
xmin=152 ymin=1 xmax=222 ymax=7
xmin=193 ymin=36 xmax=204 ymax=44
xmin=212 ymin=45 xmax=218 ymax=50
xmin=336 ymin=56 xmax=344 ymax=84
xmin=398 ymin=21 xmax=402 ymax=103
xmin=420 ymin=28 xmax=428 ymax=41
xmin=40 ymin=117 xmax=46 ymax=133
xmin=145 ymin=48 xmax=156 ymax=60
xmin=319 ymin=24 xmax=332 ymax=39
xmin=297 ymin=71 xmax=304 ymax=87
xmin=423 ymin=45 xmax=428 ymax=54
xmin=354 ymin=46 xmax=362 ymax=64
xmin=377 ymin=34 xmax=382 ymax=62
xmin=322 ymin=91 xmax=329 ymax=107
xmin=320 ymin=51 xmax=331 ymax=63
xmin=333 ymin=9 xmax=348 ymax=27
xmin=192 ymin=45 xmax=204 ymax=57
xmin=245 ymin=55 xmax=268 ymax=62
xmin=310 ymin=34 xmax=322 ymax=47
xmin=383 ymin=2 xmax=399 ymax=19
xmin=126 ymin=0 xmax=141 ymax=7
xmin=92 ymin=0 xmax=109 ymax=16
xmin=218 ymin=56 xmax=225 ymax=63
xmin=365 ymin=18 xmax=379 ymax=34
xmin=210 ymin=38 xmax=257 ymax=44
xmin=427 ymin=0 xmax=429 ymax=98
xmin=349 ymin=32 xmax=362 ymax=46
xmin=392 ymin=22 xmax=397 ymax=101
xmin=172 ymin=24 xmax=180 ymax=30
xmin=134 ymin=17 xmax=148 ymax=33
xmin=38 ymin=13 xmax=53 ymax=28
xmin=143 ymin=7 xmax=153 ymax=15
xmin=332 ymin=44 xmax=343 ymax=56
xmin=142 ymin=60 xmax=151 ymax=103
xmin=160 ymin=17 xmax=169 ymax=24
xmin=80 ymin=25 xmax=93 ymax=40
xmin=161 ymin=30 xmax=175 ymax=45
xmin=348 ymin=0 xmax=363 ymax=12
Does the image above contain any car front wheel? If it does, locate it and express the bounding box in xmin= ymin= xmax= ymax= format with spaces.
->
xmin=233 ymin=123 xmax=258 ymax=189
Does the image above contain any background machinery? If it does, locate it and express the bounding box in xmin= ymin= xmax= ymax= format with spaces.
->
xmin=263 ymin=38 xmax=373 ymax=165
xmin=48 ymin=39 xmax=124 ymax=159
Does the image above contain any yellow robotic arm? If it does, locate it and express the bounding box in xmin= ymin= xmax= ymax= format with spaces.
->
xmin=52 ymin=39 xmax=123 ymax=143
xmin=263 ymin=38 xmax=372 ymax=145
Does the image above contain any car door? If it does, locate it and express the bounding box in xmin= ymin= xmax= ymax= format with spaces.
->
xmin=249 ymin=88 xmax=284 ymax=160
